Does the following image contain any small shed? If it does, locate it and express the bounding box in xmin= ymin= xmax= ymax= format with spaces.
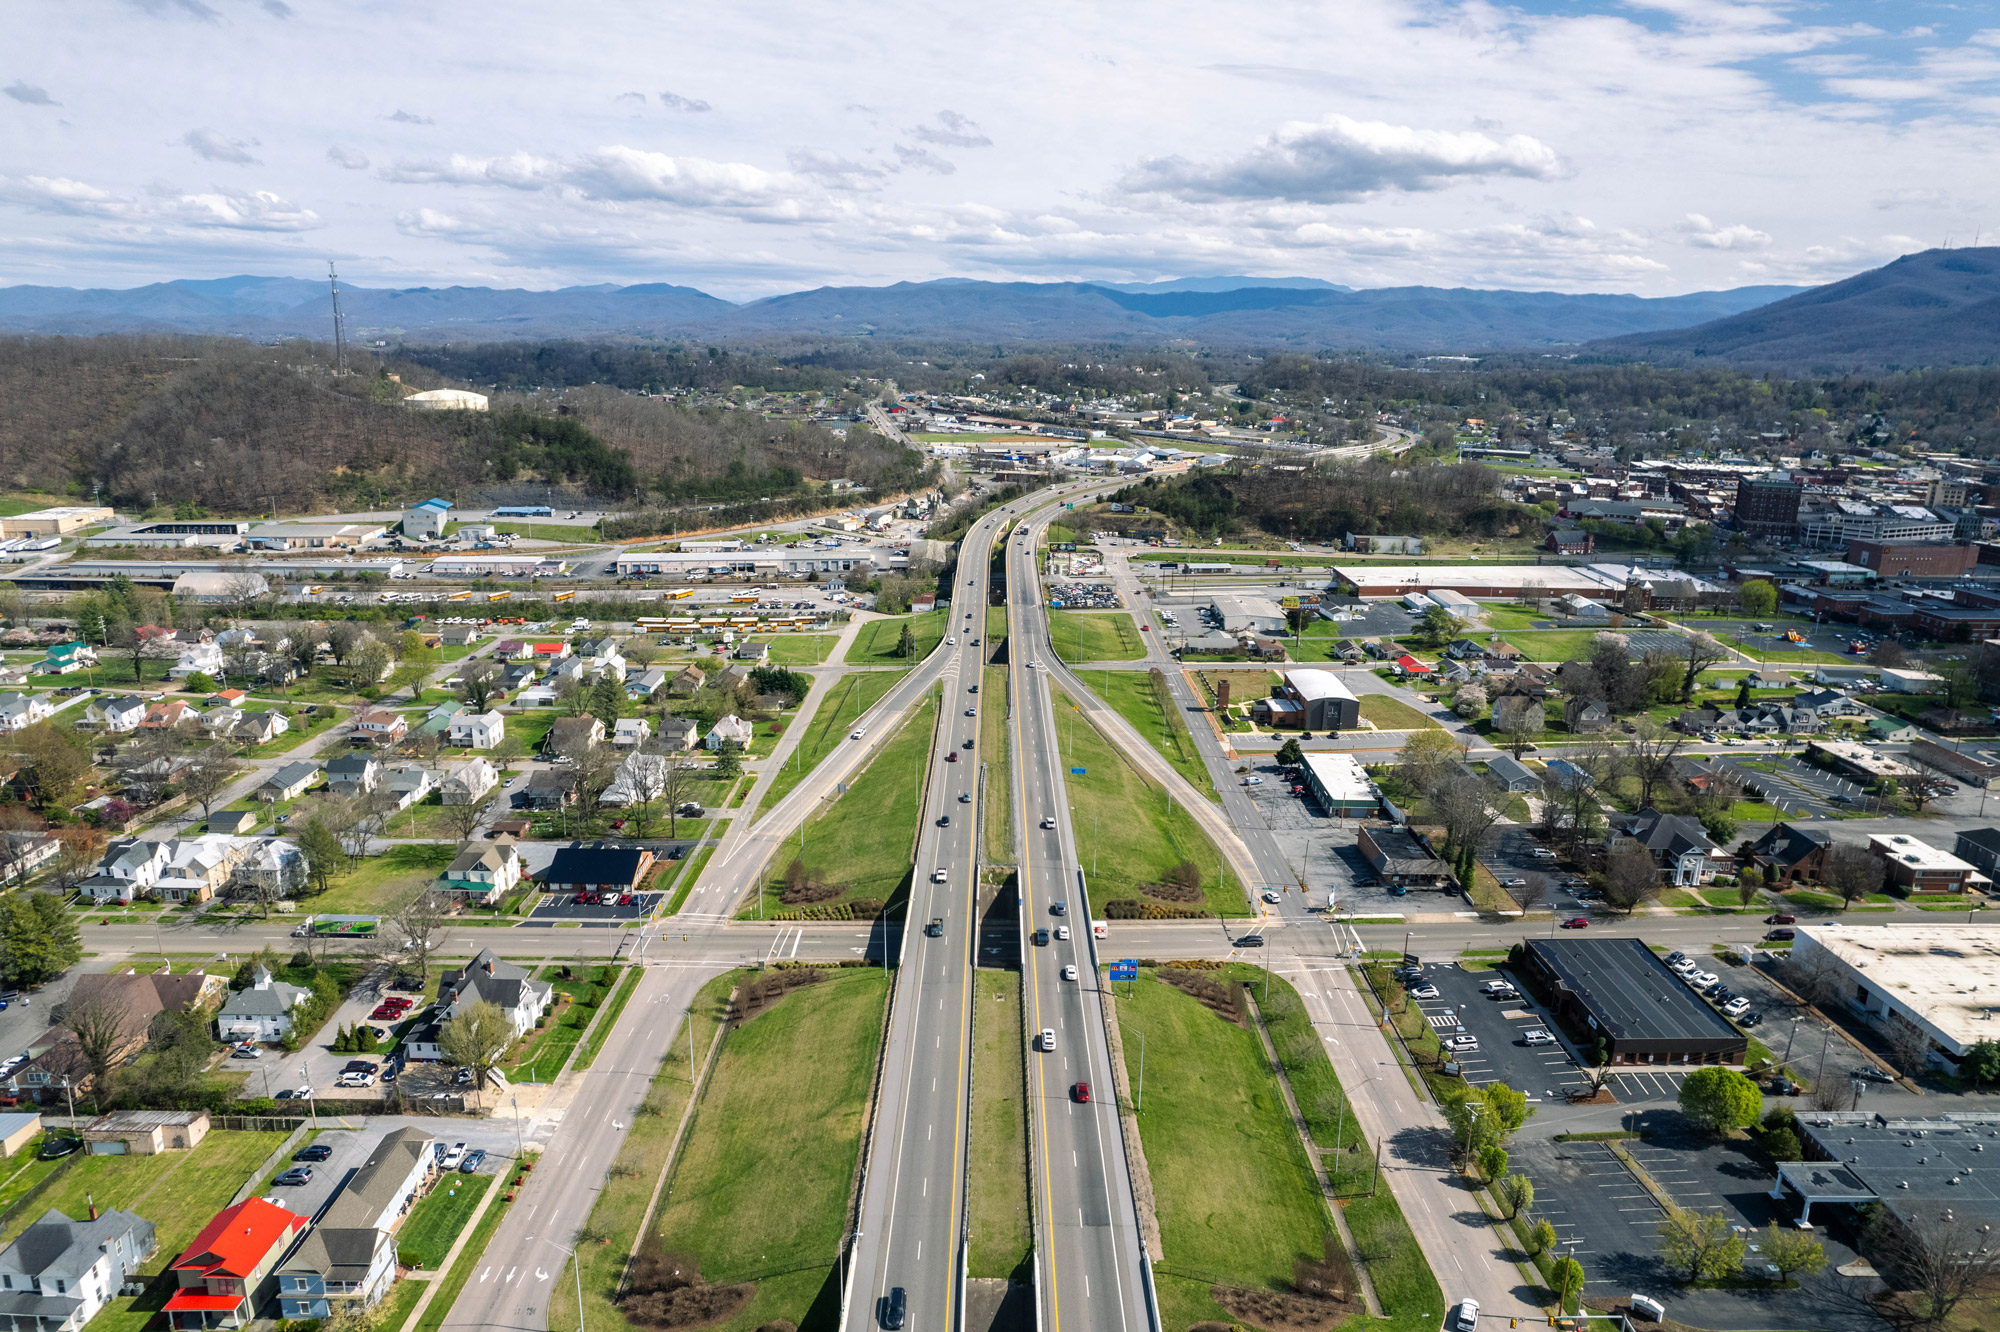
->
xmin=82 ymin=1109 xmax=209 ymax=1155
xmin=0 ymin=1112 xmax=41 ymax=1157
xmin=210 ymin=810 xmax=258 ymax=835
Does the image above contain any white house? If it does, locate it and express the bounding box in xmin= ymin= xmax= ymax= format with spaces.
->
xmin=236 ymin=838 xmax=305 ymax=897
xmin=440 ymin=758 xmax=497 ymax=806
xmin=215 ymin=964 xmax=311 ymax=1042
xmin=435 ymin=843 xmax=521 ymax=906
xmin=602 ymin=752 xmax=677 ymax=807
xmin=379 ymin=765 xmax=435 ymax=811
xmin=78 ymin=838 xmax=170 ymax=903
xmin=167 ymin=641 xmax=224 ymax=681
xmin=0 ymin=693 xmax=54 ymax=731
xmin=83 ymin=694 xmax=148 ymax=732
xmin=705 ymin=714 xmax=753 ymax=750
xmin=613 ymin=717 xmax=651 ymax=748
xmin=0 ymin=1206 xmax=156 ymax=1332
xmin=447 ymin=710 xmax=504 ymax=749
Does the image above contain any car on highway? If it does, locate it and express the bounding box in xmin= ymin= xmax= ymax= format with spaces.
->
xmin=966 ymin=708 xmax=977 ymax=716
xmin=1409 ymin=984 xmax=1439 ymax=999
xmin=945 ymin=637 xmax=956 ymax=645
xmin=1062 ymin=965 xmax=1078 ymax=981
xmin=932 ymin=868 xmax=948 ymax=883
xmin=1765 ymin=912 xmax=1797 ymax=925
xmin=945 ymin=752 xmax=957 ymax=762
xmin=1261 ymin=891 xmax=1280 ymax=904
xmin=958 ymin=792 xmax=971 ymax=803
xmin=963 ymin=738 xmax=974 ymax=749
xmin=1451 ymin=1298 xmax=1479 ymax=1332
xmin=275 ymin=1167 xmax=313 ymax=1186
xmin=1071 ymin=1082 xmax=1091 ymax=1103
xmin=1764 ymin=928 xmax=1796 ymax=942
xmin=969 ymin=684 xmax=978 ymax=693
xmin=1055 ymin=925 xmax=1070 ymax=940
xmin=1521 ymin=1029 xmax=1556 ymax=1046
xmin=882 ymin=1286 xmax=907 ymax=1331
xmin=1041 ymin=815 xmax=1056 ymax=829
xmin=1032 ymin=928 xmax=1050 ymax=946
xmin=1039 ymin=1029 xmax=1055 ymax=1051
xmin=1051 ymin=901 xmax=1066 ymax=915
xmin=295 ymin=1143 xmax=333 ymax=1162
xmin=850 ymin=729 xmax=866 ymax=740
xmin=925 ymin=919 xmax=944 ymax=938
xmin=937 ymin=814 xmax=951 ymax=827
xmin=1561 ymin=916 xmax=1590 ymax=928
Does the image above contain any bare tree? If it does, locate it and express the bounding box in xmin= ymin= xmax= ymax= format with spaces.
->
xmin=1494 ymin=696 xmax=1544 ymax=759
xmin=659 ymin=759 xmax=698 ymax=839
xmin=175 ymin=747 xmax=241 ymax=827
xmin=382 ymin=889 xmax=450 ymax=985
xmin=1679 ymin=631 xmax=1730 ymax=702
xmin=1882 ymin=1209 xmax=2000 ymax=1327
xmin=437 ymin=999 xmax=513 ymax=1105
xmin=326 ymin=621 xmax=363 ymax=668
xmin=50 ymin=828 xmax=104 ymax=893
xmin=1431 ymin=773 xmax=1502 ymax=865
xmin=52 ymin=991 xmax=130 ymax=1101
xmin=1626 ymin=719 xmax=1687 ymax=809
xmin=288 ymin=623 xmax=326 ymax=679
xmin=1785 ymin=947 xmax=1845 ymax=1009
xmin=1515 ymin=872 xmax=1551 ymax=915
xmin=1600 ymin=843 xmax=1662 ymax=914
xmin=1809 ymin=1076 xmax=1857 ymax=1112
xmin=230 ymin=863 xmax=286 ymax=919
xmin=1823 ymin=843 xmax=1883 ymax=912
xmin=457 ymin=659 xmax=503 ymax=713
xmin=0 ymin=807 xmax=46 ymax=886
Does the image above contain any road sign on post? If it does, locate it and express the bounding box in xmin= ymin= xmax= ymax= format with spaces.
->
xmin=1109 ymin=965 xmax=1138 ymax=981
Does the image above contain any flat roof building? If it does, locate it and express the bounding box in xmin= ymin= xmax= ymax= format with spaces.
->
xmin=1300 ymin=753 xmax=1377 ymax=816
xmin=1357 ymin=824 xmax=1449 ymax=888
xmin=1780 ymin=1113 xmax=2000 ymax=1233
xmin=0 ymin=507 xmax=114 ymax=539
xmin=1209 ymin=595 xmax=1286 ymax=635
xmin=1253 ymin=669 xmax=1359 ymax=731
xmin=1520 ymin=937 xmax=1748 ymax=1065
xmin=1791 ymin=925 xmax=2000 ymax=1071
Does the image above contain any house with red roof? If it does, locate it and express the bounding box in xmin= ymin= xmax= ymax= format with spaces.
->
xmin=164 ymin=1196 xmax=305 ymax=1329
xmin=1392 ymin=654 xmax=1433 ymax=678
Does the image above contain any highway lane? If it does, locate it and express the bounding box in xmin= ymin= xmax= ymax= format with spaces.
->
xmin=1008 ymin=516 xmax=1151 ymax=1332
xmin=843 ymin=507 xmax=1002 ymax=1332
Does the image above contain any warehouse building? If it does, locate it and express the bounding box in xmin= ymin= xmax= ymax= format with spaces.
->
xmin=1209 ymin=595 xmax=1286 ymax=634
xmin=1520 ymin=937 xmax=1747 ymax=1065
xmin=1790 ymin=925 xmax=2000 ymax=1073
xmin=1251 ymin=669 xmax=1360 ymax=731
xmin=1300 ymin=753 xmax=1378 ymax=816
xmin=0 ymin=506 xmax=114 ymax=538
xmin=1778 ymin=1112 xmax=2000 ymax=1232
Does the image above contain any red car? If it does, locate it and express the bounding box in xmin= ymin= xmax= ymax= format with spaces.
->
xmin=573 ymin=892 xmax=589 ymax=905
xmin=1764 ymin=912 xmax=1797 ymax=925
xmin=1072 ymin=1082 xmax=1091 ymax=1103
xmin=1561 ymin=917 xmax=1590 ymax=929
xmin=944 ymin=752 xmax=957 ymax=763
xmin=618 ymin=894 xmax=634 ymax=906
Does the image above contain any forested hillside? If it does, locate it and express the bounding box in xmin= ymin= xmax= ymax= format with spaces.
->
xmin=0 ymin=336 xmax=928 ymax=516
xmin=1113 ymin=460 xmax=1527 ymax=543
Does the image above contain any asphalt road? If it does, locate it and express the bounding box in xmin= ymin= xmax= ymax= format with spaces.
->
xmin=1009 ymin=509 xmax=1152 ymax=1332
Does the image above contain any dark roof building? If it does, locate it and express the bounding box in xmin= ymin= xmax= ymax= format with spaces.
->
xmin=1356 ymin=826 xmax=1450 ymax=888
xmin=541 ymin=845 xmax=653 ymax=892
xmin=1751 ymin=822 xmax=1833 ymax=884
xmin=1520 ymin=937 xmax=1748 ymax=1065
xmin=1955 ymin=827 xmax=2000 ymax=880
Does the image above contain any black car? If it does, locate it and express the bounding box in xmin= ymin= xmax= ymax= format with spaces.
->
xmin=38 ymin=1136 xmax=82 ymax=1161
xmin=294 ymin=1143 xmax=333 ymax=1162
xmin=882 ymin=1287 xmax=907 ymax=1330
xmin=1236 ymin=935 xmax=1267 ymax=948
xmin=937 ymin=815 xmax=951 ymax=827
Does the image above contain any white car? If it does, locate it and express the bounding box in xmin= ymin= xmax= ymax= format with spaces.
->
xmin=1452 ymin=1299 xmax=1479 ymax=1332
xmin=933 ymin=868 xmax=948 ymax=883
xmin=1041 ymin=816 xmax=1057 ymax=830
xmin=1671 ymin=957 xmax=1700 ymax=975
xmin=1529 ymin=848 xmax=1556 ymax=861
xmin=1055 ymin=925 xmax=1071 ymax=940
xmin=1262 ymin=891 xmax=1281 ymax=904
xmin=946 ymin=637 xmax=956 ymax=645
xmin=1443 ymin=1034 xmax=1480 ymax=1052
xmin=1480 ymin=981 xmax=1518 ymax=997
xmin=850 ymin=729 xmax=866 ymax=740
xmin=1687 ymin=971 xmax=1720 ymax=991
xmin=1062 ymin=965 xmax=1078 ymax=982
xmin=1039 ymin=1029 xmax=1056 ymax=1051
xmin=1409 ymin=984 xmax=1440 ymax=1000
xmin=1522 ymin=1029 xmax=1556 ymax=1046
xmin=1721 ymin=997 xmax=1753 ymax=1018
xmin=1243 ymin=776 xmax=1263 ymax=786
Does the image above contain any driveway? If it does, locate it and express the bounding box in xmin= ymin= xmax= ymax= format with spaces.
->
xmin=239 ymin=966 xmax=416 ymax=1102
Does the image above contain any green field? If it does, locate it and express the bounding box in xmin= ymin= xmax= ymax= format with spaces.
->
xmin=981 ymin=665 xmax=1014 ymax=863
xmin=765 ymin=634 xmax=838 ymax=665
xmin=640 ymin=969 xmax=889 ymax=1329
xmin=574 ymin=964 xmax=645 ymax=1071
xmin=398 ymin=1172 xmax=493 ymax=1267
xmin=1359 ymin=694 xmax=1440 ymax=731
xmin=296 ymin=842 xmax=457 ymax=916
xmin=1500 ymin=630 xmax=1607 ymax=662
xmin=547 ymin=971 xmax=732 ymax=1332
xmin=1055 ymin=687 xmax=1243 ymax=916
xmin=845 ymin=609 xmax=947 ymax=664
xmin=753 ymin=692 xmax=934 ymax=917
xmin=1116 ymin=969 xmax=1334 ymax=1332
xmin=1047 ymin=610 xmax=1146 ymax=663
xmin=1083 ymin=666 xmax=1214 ymax=798
xmin=969 ymin=969 xmax=1031 ymax=1278
xmin=756 ymin=670 xmax=903 ymax=816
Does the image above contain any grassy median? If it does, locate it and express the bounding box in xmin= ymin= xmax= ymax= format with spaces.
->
xmin=1078 ymin=665 xmax=1214 ymax=799
xmin=1054 ymin=687 xmax=1244 ymax=916
xmin=980 ymin=665 xmax=1013 ymax=863
xmin=1048 ymin=610 xmax=1145 ymax=663
xmin=757 ymin=669 xmax=904 ymax=816
xmin=969 ymin=969 xmax=1031 ymax=1278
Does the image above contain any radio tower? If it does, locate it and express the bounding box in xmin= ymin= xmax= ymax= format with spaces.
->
xmin=328 ymin=260 xmax=348 ymax=376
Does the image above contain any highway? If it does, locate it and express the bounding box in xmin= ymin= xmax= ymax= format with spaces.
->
xmin=1006 ymin=510 xmax=1153 ymax=1332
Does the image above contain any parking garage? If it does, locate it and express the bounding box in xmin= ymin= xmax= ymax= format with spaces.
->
xmin=1522 ymin=938 xmax=1749 ymax=1066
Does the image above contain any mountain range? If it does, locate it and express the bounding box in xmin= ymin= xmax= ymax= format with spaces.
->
xmin=0 ymin=249 xmax=1993 ymax=366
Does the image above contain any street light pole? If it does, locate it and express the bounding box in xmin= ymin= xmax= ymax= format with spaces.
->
xmin=541 ymin=1237 xmax=586 ymax=1332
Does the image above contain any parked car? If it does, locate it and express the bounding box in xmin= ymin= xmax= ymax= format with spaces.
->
xmin=275 ymin=1167 xmax=313 ymax=1186
xmin=1409 ymin=984 xmax=1439 ymax=999
xmin=231 ymin=1043 xmax=261 ymax=1059
xmin=295 ymin=1143 xmax=333 ymax=1162
xmin=1721 ymin=997 xmax=1753 ymax=1018
xmin=438 ymin=1142 xmax=468 ymax=1168
xmin=1522 ymin=1029 xmax=1556 ymax=1046
xmin=461 ymin=1149 xmax=487 ymax=1173
xmin=1444 ymin=1034 xmax=1480 ymax=1052
xmin=1480 ymin=980 xmax=1518 ymax=998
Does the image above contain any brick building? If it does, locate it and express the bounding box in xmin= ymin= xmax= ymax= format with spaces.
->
xmin=1843 ymin=540 xmax=1977 ymax=578
xmin=1735 ymin=473 xmax=1802 ymax=539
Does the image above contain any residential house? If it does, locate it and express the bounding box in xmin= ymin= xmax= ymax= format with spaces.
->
xmin=668 ymin=664 xmax=705 ymax=696
xmin=732 ymin=640 xmax=770 ymax=663
xmin=13 ymin=972 xmax=219 ymax=1096
xmin=352 ymin=710 xmax=406 ymax=745
xmin=602 ymin=752 xmax=677 ymax=807
xmin=0 ymin=1114 xmax=42 ymax=1158
xmin=658 ymin=717 xmax=700 ymax=751
xmin=37 ymin=642 xmax=96 ymax=676
xmin=1749 ymin=823 xmax=1833 ymax=885
xmin=411 ymin=701 xmax=462 ymax=743
xmin=82 ymin=695 xmax=147 ymax=732
xmin=404 ymin=951 xmax=552 ymax=1058
xmin=1868 ymin=717 xmax=1919 ymax=742
xmin=167 ymin=641 xmax=224 ymax=681
xmin=520 ymin=768 xmax=577 ymax=810
xmin=0 ymin=833 xmax=59 ymax=883
xmin=705 ymin=715 xmax=753 ymax=750
xmin=435 ymin=843 xmax=520 ymax=906
xmin=215 ymin=966 xmax=311 ymax=1043
xmin=1443 ymin=639 xmax=1488 ymax=661
xmin=78 ymin=838 xmax=171 ymax=904
xmin=612 ymin=717 xmax=651 ymax=748
xmin=500 ymin=662 xmax=537 ymax=692
xmin=210 ymin=811 xmax=257 ymax=837
xmin=153 ymin=835 xmax=250 ymax=904
xmin=531 ymin=642 xmax=571 ymax=663
xmin=575 ymin=638 xmax=627 ymax=680
xmin=378 ymin=765 xmax=434 ymax=811
xmin=226 ymin=711 xmax=287 ymax=745
xmin=491 ymin=640 xmax=531 ymax=662
xmin=1562 ymin=698 xmax=1612 ymax=732
xmin=165 ymin=1196 xmax=304 ymax=1330
xmin=438 ymin=624 xmax=480 ymax=648
xmin=439 ymin=759 xmax=496 ymax=806
xmin=716 ymin=663 xmax=750 ymax=691
xmin=1390 ymin=654 xmax=1432 ymax=679
xmin=199 ymin=705 xmax=244 ymax=737
xmin=446 ymin=710 xmax=503 ymax=749
xmin=626 ymin=667 xmax=667 ymax=702
xmin=1792 ymin=688 xmax=1865 ymax=718
xmin=547 ymin=716 xmax=604 ymax=755
xmin=325 ymin=756 xmax=379 ymax=799
xmin=0 ymin=693 xmax=54 ymax=731
xmin=275 ymin=1128 xmax=438 ymax=1318
xmin=139 ymin=699 xmax=196 ymax=731
xmin=1547 ymin=529 xmax=1594 ymax=556
xmin=0 ymin=1208 xmax=156 ymax=1332
xmin=257 ymin=762 xmax=319 ymax=803
xmin=1868 ymin=833 xmax=1990 ymax=895
xmin=1484 ymin=755 xmax=1540 ymax=793
xmin=511 ymin=683 xmax=558 ymax=708
xmin=233 ymin=839 xmax=303 ymax=898
xmin=1606 ymin=808 xmax=1720 ymax=886
xmin=1675 ymin=707 xmax=1725 ymax=735
xmin=1542 ymin=758 xmax=1594 ymax=791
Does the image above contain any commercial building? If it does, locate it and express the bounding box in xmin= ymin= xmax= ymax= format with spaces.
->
xmin=1843 ymin=540 xmax=1978 ymax=578
xmin=1299 ymin=753 xmax=1378 ymax=816
xmin=1778 ymin=1112 xmax=2000 ymax=1233
xmin=425 ymin=554 xmax=566 ymax=578
xmin=1734 ymin=473 xmax=1802 ymax=538
xmin=1208 ymin=595 xmax=1286 ymax=634
xmin=1252 ymin=669 xmax=1360 ymax=731
xmin=1520 ymin=937 xmax=1747 ymax=1065
xmin=1805 ymin=739 xmax=1916 ymax=783
xmin=401 ymin=388 xmax=488 ymax=411
xmin=401 ymin=498 xmax=452 ymax=540
xmin=1867 ymin=833 xmax=1990 ymax=895
xmin=1790 ymin=925 xmax=2000 ymax=1072
xmin=85 ymin=521 xmax=251 ymax=550
xmin=246 ymin=524 xmax=384 ymax=551
xmin=1356 ymin=825 xmax=1449 ymax=888
xmin=0 ymin=507 xmax=114 ymax=539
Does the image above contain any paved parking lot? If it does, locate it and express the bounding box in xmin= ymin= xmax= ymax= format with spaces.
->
xmin=1710 ymin=757 xmax=1840 ymax=819
xmin=528 ymin=890 xmax=660 ymax=921
xmin=239 ymin=966 xmax=421 ymax=1102
xmin=266 ymin=1119 xmax=522 ymax=1221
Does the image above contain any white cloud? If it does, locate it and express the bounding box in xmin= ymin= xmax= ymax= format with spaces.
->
xmin=183 ymin=127 xmax=259 ymax=164
xmin=326 ymin=144 xmax=369 ymax=170
xmin=396 ymin=207 xmax=484 ymax=238
xmin=1679 ymin=213 xmax=1772 ymax=250
xmin=380 ymin=153 xmax=561 ymax=190
xmin=658 ymin=91 xmax=711 ymax=113
xmin=893 ymin=144 xmax=956 ymax=176
xmin=1122 ymin=114 xmax=1564 ymax=203
xmin=381 ymin=144 xmax=817 ymax=220
xmin=0 ymin=174 xmax=126 ymax=217
xmin=3 ymin=82 xmax=57 ymax=106
xmin=164 ymin=187 xmax=319 ymax=230
xmin=909 ymin=110 xmax=990 ymax=149
xmin=387 ymin=109 xmax=433 ymax=125
xmin=786 ymin=149 xmax=890 ymax=190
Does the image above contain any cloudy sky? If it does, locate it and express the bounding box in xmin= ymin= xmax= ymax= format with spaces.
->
xmin=2 ymin=0 xmax=1994 ymax=299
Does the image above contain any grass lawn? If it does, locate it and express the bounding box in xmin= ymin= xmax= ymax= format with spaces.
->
xmin=1501 ymin=630 xmax=1607 ymax=662
xmin=546 ymin=971 xmax=734 ymax=1332
xmin=490 ymin=520 xmax=599 ymax=542
xmin=398 ymin=1172 xmax=493 ymax=1267
xmin=986 ymin=605 xmax=1007 ymax=640
xmin=845 ymin=608 xmax=947 ymax=665
xmin=981 ymin=665 xmax=1013 ymax=863
xmin=1082 ymin=666 xmax=1214 ymax=799
xmin=660 ymin=844 xmax=716 ymax=914
xmin=637 ymin=969 xmax=889 ymax=1328
xmin=306 ymin=842 xmax=457 ymax=916
xmin=0 ymin=1128 xmax=289 ymax=1255
xmin=756 ymin=670 xmax=903 ymax=816
xmin=765 ymin=635 xmax=838 ymax=665
xmin=753 ymin=692 xmax=934 ymax=917
xmin=1115 ymin=968 xmax=1330 ymax=1323
xmin=379 ymin=795 xmax=481 ymax=841
xmin=1047 ymin=610 xmax=1145 ymax=663
xmin=574 ymin=964 xmax=644 ymax=1071
xmin=1055 ymin=687 xmax=1243 ymax=916
xmin=969 ymin=969 xmax=1030 ymax=1279
xmin=239 ymin=709 xmax=339 ymax=757
xmin=1359 ymin=694 xmax=1440 ymax=731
